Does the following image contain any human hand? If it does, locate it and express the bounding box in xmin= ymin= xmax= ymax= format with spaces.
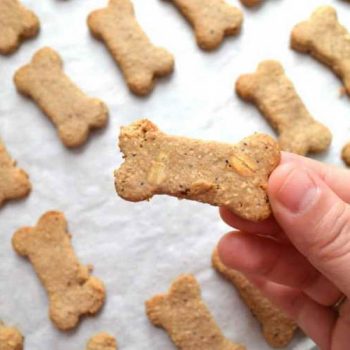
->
xmin=217 ymin=152 xmax=350 ymax=350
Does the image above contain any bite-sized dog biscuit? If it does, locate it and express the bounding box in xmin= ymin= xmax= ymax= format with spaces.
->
xmin=87 ymin=333 xmax=117 ymax=350
xmin=88 ymin=0 xmax=174 ymax=96
xmin=291 ymin=6 xmax=350 ymax=95
xmin=0 ymin=322 xmax=24 ymax=350
xmin=212 ymin=250 xmax=297 ymax=348
xmin=166 ymin=0 xmax=243 ymax=50
xmin=342 ymin=143 xmax=350 ymax=166
xmin=12 ymin=211 xmax=106 ymax=331
xmin=0 ymin=0 xmax=39 ymax=55
xmin=115 ymin=119 xmax=280 ymax=222
xmin=146 ymin=274 xmax=246 ymax=350
xmin=236 ymin=60 xmax=332 ymax=155
xmin=14 ymin=47 xmax=108 ymax=148
xmin=240 ymin=0 xmax=262 ymax=7
xmin=0 ymin=141 xmax=31 ymax=207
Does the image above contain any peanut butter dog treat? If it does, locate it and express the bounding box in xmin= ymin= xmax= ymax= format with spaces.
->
xmin=146 ymin=274 xmax=246 ymax=350
xmin=0 ymin=0 xmax=39 ymax=55
xmin=0 ymin=322 xmax=24 ymax=350
xmin=291 ymin=6 xmax=350 ymax=95
xmin=12 ymin=211 xmax=106 ymax=331
xmin=88 ymin=0 xmax=174 ymax=96
xmin=240 ymin=0 xmax=262 ymax=8
xmin=166 ymin=0 xmax=243 ymax=50
xmin=236 ymin=60 xmax=332 ymax=155
xmin=212 ymin=250 xmax=297 ymax=348
xmin=87 ymin=333 xmax=117 ymax=350
xmin=14 ymin=47 xmax=108 ymax=148
xmin=0 ymin=141 xmax=31 ymax=207
xmin=115 ymin=119 xmax=280 ymax=222
xmin=342 ymin=143 xmax=350 ymax=166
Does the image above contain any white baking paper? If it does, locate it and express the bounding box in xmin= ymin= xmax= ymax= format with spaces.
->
xmin=1 ymin=0 xmax=349 ymax=349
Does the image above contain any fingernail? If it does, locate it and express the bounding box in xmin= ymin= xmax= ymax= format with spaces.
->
xmin=275 ymin=166 xmax=319 ymax=213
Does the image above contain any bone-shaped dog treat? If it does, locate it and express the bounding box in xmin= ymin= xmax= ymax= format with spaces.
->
xmin=0 ymin=322 xmax=24 ymax=350
xmin=240 ymin=0 xmax=262 ymax=8
xmin=342 ymin=143 xmax=350 ymax=166
xmin=212 ymin=249 xmax=297 ymax=348
xmin=12 ymin=211 xmax=106 ymax=331
xmin=0 ymin=141 xmax=31 ymax=207
xmin=236 ymin=60 xmax=332 ymax=155
xmin=14 ymin=47 xmax=108 ymax=148
xmin=146 ymin=274 xmax=246 ymax=350
xmin=166 ymin=0 xmax=243 ymax=50
xmin=88 ymin=0 xmax=174 ymax=96
xmin=115 ymin=119 xmax=280 ymax=222
xmin=87 ymin=333 xmax=117 ymax=350
xmin=291 ymin=6 xmax=350 ymax=95
xmin=0 ymin=0 xmax=39 ymax=55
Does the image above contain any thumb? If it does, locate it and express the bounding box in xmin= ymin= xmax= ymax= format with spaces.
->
xmin=268 ymin=162 xmax=350 ymax=297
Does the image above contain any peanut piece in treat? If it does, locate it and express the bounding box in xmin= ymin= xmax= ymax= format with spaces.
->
xmin=236 ymin=60 xmax=332 ymax=155
xmin=115 ymin=119 xmax=280 ymax=222
xmin=146 ymin=274 xmax=246 ymax=350
xmin=342 ymin=143 xmax=350 ymax=166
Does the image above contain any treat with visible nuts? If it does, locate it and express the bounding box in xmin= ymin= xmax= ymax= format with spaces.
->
xmin=0 ymin=0 xmax=39 ymax=55
xmin=87 ymin=0 xmax=174 ymax=96
xmin=342 ymin=143 xmax=350 ymax=166
xmin=240 ymin=0 xmax=262 ymax=8
xmin=236 ymin=60 xmax=332 ymax=155
xmin=212 ymin=249 xmax=297 ymax=348
xmin=166 ymin=0 xmax=243 ymax=50
xmin=86 ymin=333 xmax=117 ymax=350
xmin=14 ymin=47 xmax=108 ymax=148
xmin=146 ymin=274 xmax=246 ymax=350
xmin=12 ymin=211 xmax=106 ymax=331
xmin=291 ymin=6 xmax=350 ymax=95
xmin=0 ymin=321 xmax=24 ymax=350
xmin=115 ymin=119 xmax=280 ymax=222
xmin=0 ymin=141 xmax=31 ymax=207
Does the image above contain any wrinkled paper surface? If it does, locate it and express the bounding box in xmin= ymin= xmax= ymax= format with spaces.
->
xmin=1 ymin=0 xmax=349 ymax=349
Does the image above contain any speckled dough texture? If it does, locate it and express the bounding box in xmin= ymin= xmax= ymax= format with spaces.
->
xmin=0 ymin=0 xmax=39 ymax=55
xmin=86 ymin=333 xmax=117 ymax=350
xmin=166 ymin=0 xmax=243 ymax=50
xmin=12 ymin=211 xmax=106 ymax=331
xmin=145 ymin=274 xmax=246 ymax=350
xmin=14 ymin=47 xmax=108 ymax=148
xmin=240 ymin=0 xmax=262 ymax=8
xmin=342 ymin=143 xmax=350 ymax=166
xmin=115 ymin=119 xmax=280 ymax=222
xmin=88 ymin=0 xmax=174 ymax=96
xmin=236 ymin=60 xmax=332 ymax=155
xmin=291 ymin=6 xmax=350 ymax=95
xmin=0 ymin=141 xmax=31 ymax=207
xmin=0 ymin=322 xmax=24 ymax=350
xmin=212 ymin=250 xmax=297 ymax=349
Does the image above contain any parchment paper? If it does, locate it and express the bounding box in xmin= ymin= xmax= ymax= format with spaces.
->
xmin=1 ymin=0 xmax=349 ymax=349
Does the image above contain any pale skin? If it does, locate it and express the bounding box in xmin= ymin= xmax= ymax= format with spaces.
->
xmin=218 ymin=152 xmax=350 ymax=350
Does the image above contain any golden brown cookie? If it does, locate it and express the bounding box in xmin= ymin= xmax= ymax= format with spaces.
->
xmin=240 ymin=0 xmax=262 ymax=7
xmin=0 ymin=322 xmax=24 ymax=350
xmin=12 ymin=211 xmax=106 ymax=331
xmin=291 ymin=6 xmax=350 ymax=95
xmin=236 ymin=60 xmax=332 ymax=155
xmin=0 ymin=0 xmax=39 ymax=55
xmin=86 ymin=333 xmax=117 ymax=350
xmin=166 ymin=0 xmax=243 ymax=50
xmin=114 ymin=119 xmax=280 ymax=222
xmin=87 ymin=0 xmax=174 ymax=96
xmin=342 ymin=143 xmax=350 ymax=166
xmin=212 ymin=249 xmax=297 ymax=348
xmin=14 ymin=47 xmax=108 ymax=148
xmin=146 ymin=274 xmax=246 ymax=350
xmin=0 ymin=141 xmax=31 ymax=207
